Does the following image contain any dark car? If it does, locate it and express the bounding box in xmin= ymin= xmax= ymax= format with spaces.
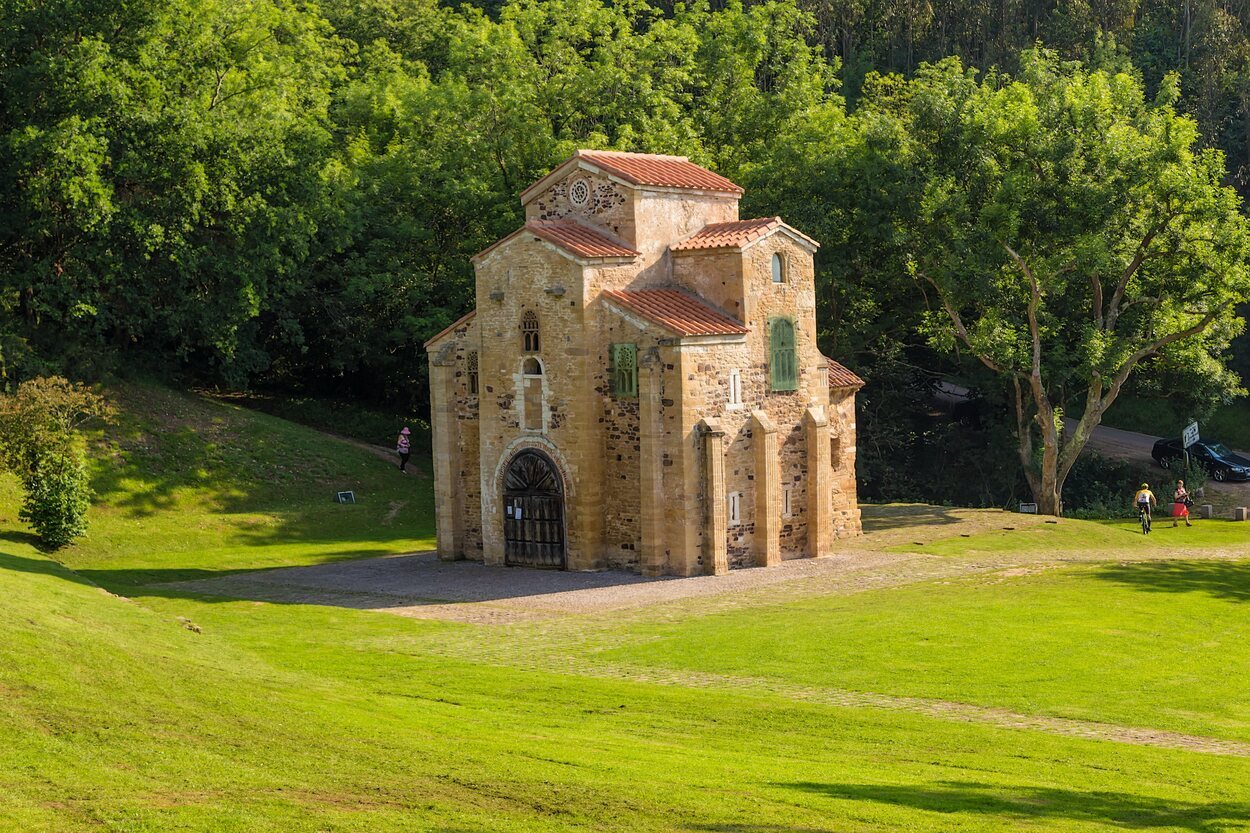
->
xmin=1152 ymin=438 xmax=1250 ymax=482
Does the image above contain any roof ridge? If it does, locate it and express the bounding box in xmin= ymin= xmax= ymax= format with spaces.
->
xmin=577 ymin=149 xmax=689 ymax=162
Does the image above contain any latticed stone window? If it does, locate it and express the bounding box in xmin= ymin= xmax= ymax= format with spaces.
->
xmin=611 ymin=343 xmax=637 ymax=397
xmin=769 ymin=317 xmax=797 ymax=391
xmin=466 ymin=351 xmax=479 ymax=395
xmin=521 ymin=310 xmax=540 ymax=352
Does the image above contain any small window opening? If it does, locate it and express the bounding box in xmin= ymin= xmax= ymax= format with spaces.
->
xmin=521 ymin=310 xmax=540 ymax=352
xmin=728 ymin=369 xmax=742 ymax=406
xmin=523 ymin=357 xmax=542 ymax=376
xmin=771 ymin=253 xmax=785 ymax=283
xmin=467 ymin=352 xmax=479 ymax=395
xmin=782 ymin=484 xmax=794 ymax=518
xmin=728 ymin=492 xmax=742 ymax=525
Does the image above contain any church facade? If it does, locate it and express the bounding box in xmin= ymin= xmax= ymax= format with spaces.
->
xmin=425 ymin=150 xmax=862 ymax=576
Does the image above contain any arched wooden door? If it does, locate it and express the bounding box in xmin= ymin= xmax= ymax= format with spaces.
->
xmin=503 ymin=450 xmax=565 ymax=569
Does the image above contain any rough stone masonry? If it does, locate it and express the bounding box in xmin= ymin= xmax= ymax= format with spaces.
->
xmin=425 ymin=150 xmax=863 ymax=576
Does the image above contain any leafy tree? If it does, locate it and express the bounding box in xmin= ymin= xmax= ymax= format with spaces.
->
xmin=0 ymin=377 xmax=113 ymax=547
xmin=872 ymin=50 xmax=1250 ymax=513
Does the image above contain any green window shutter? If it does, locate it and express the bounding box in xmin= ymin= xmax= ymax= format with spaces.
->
xmin=611 ymin=343 xmax=637 ymax=397
xmin=769 ymin=318 xmax=797 ymax=392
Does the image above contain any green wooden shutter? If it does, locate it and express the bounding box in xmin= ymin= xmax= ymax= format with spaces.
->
xmin=611 ymin=343 xmax=637 ymax=397
xmin=769 ymin=318 xmax=797 ymax=391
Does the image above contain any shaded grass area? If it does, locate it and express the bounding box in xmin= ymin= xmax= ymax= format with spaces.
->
xmin=0 ymin=383 xmax=436 ymax=584
xmin=601 ymin=557 xmax=1250 ymax=743
xmin=5 ymin=536 xmax=1250 ymax=832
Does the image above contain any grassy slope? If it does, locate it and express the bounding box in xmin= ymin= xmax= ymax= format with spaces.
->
xmin=5 ymin=387 xmax=1250 ymax=830
xmin=6 ymin=540 xmax=1250 ymax=832
xmin=4 ymin=383 xmax=437 ymax=585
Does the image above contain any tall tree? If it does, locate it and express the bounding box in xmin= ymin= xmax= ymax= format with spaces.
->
xmin=874 ymin=50 xmax=1250 ymax=513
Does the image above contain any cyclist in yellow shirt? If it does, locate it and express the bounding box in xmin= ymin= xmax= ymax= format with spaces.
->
xmin=1134 ymin=482 xmax=1156 ymax=533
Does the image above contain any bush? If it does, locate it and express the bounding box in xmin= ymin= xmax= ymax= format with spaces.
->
xmin=0 ymin=377 xmax=113 ymax=548
xmin=1063 ymin=452 xmax=1205 ymax=519
xmin=18 ymin=443 xmax=92 ymax=548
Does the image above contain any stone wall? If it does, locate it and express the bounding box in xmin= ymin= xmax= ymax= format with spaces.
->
xmin=474 ymin=236 xmax=605 ymax=570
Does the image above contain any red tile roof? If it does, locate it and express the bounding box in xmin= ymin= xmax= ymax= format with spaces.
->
xmin=527 ymin=220 xmax=638 ymax=259
xmin=473 ymin=220 xmax=638 ymax=263
xmin=671 ymin=217 xmax=819 ymax=252
xmin=602 ymin=289 xmax=748 ymax=337
xmin=826 ymin=356 xmax=865 ymax=390
xmin=577 ymin=150 xmax=742 ymax=195
xmin=423 ymin=309 xmax=477 ymax=348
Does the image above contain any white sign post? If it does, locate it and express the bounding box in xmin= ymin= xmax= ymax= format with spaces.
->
xmin=1182 ymin=422 xmax=1200 ymax=468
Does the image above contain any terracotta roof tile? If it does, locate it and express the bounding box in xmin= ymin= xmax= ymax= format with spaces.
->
xmin=527 ymin=220 xmax=638 ymax=259
xmin=671 ymin=217 xmax=781 ymax=251
xmin=672 ymin=217 xmax=820 ymax=252
xmin=826 ymin=356 xmax=865 ymax=389
xmin=473 ymin=220 xmax=638 ymax=262
xmin=602 ymin=289 xmax=748 ymax=337
xmin=577 ymin=151 xmax=742 ymax=195
xmin=423 ymin=309 xmax=476 ymax=348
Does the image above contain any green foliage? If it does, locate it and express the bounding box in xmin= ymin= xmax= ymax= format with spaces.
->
xmin=16 ymin=442 xmax=91 ymax=547
xmin=0 ymin=377 xmax=112 ymax=547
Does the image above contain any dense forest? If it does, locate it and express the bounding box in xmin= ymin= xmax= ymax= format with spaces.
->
xmin=3 ymin=0 xmax=1250 ymax=505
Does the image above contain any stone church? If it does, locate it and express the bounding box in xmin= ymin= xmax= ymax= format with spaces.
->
xmin=426 ymin=150 xmax=862 ymax=576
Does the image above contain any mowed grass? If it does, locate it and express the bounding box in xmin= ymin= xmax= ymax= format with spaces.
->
xmin=0 ymin=383 xmax=436 ymax=585
xmin=892 ymin=514 xmax=1250 ymax=556
xmin=6 ymin=539 xmax=1250 ymax=832
xmin=602 ymin=558 xmax=1250 ymax=742
xmin=4 ymin=386 xmax=1250 ymax=830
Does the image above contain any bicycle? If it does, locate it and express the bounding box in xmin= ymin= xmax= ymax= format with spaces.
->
xmin=1138 ymin=504 xmax=1152 ymax=535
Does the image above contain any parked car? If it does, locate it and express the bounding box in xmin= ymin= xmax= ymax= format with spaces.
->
xmin=1152 ymin=438 xmax=1250 ymax=482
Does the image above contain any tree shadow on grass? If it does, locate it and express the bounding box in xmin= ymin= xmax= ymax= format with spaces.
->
xmin=780 ymin=781 xmax=1250 ymax=831
xmin=1093 ymin=560 xmax=1250 ymax=603
xmin=860 ymin=504 xmax=965 ymax=533
xmin=0 ymin=551 xmax=96 ymax=586
xmin=0 ymin=529 xmax=45 ymax=549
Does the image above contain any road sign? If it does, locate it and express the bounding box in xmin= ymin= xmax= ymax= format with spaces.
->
xmin=1183 ymin=421 xmax=1200 ymax=449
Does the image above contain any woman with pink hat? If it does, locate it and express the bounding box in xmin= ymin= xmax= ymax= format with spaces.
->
xmin=396 ymin=427 xmax=412 ymax=473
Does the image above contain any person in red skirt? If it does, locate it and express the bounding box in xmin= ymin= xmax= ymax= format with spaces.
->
xmin=1172 ymin=479 xmax=1194 ymax=527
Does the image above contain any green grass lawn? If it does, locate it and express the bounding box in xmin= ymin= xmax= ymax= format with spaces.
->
xmin=5 ymin=385 xmax=1250 ymax=831
xmin=5 ymin=383 xmax=436 ymax=585
xmin=893 ymin=515 xmax=1250 ymax=556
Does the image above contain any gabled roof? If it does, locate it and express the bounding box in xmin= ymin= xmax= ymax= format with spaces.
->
xmin=671 ymin=217 xmax=820 ymax=253
xmin=520 ymin=150 xmax=742 ymax=204
xmin=472 ymin=219 xmax=638 ymax=264
xmin=423 ymin=309 xmax=477 ymax=349
xmin=825 ymin=356 xmax=865 ymax=390
xmin=602 ymin=289 xmax=749 ymax=337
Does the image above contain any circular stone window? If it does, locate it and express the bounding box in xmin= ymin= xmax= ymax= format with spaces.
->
xmin=568 ymin=179 xmax=590 ymax=207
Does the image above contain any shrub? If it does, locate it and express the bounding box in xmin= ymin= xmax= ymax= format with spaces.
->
xmin=17 ymin=443 xmax=92 ymax=548
xmin=1063 ymin=452 xmax=1204 ymax=519
xmin=0 ymin=377 xmax=113 ymax=548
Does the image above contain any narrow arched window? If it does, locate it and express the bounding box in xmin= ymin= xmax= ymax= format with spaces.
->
xmin=521 ymin=311 xmax=540 ymax=352
xmin=611 ymin=343 xmax=637 ymax=397
xmin=769 ymin=317 xmax=797 ymax=392
xmin=771 ymin=253 xmax=785 ymax=283
xmin=467 ymin=351 xmax=479 ymax=395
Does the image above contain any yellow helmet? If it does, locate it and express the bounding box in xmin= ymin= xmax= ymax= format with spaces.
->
xmin=1140 ymin=483 xmax=1150 ymax=489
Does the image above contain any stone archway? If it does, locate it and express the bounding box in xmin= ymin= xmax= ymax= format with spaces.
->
xmin=502 ymin=449 xmax=566 ymax=569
